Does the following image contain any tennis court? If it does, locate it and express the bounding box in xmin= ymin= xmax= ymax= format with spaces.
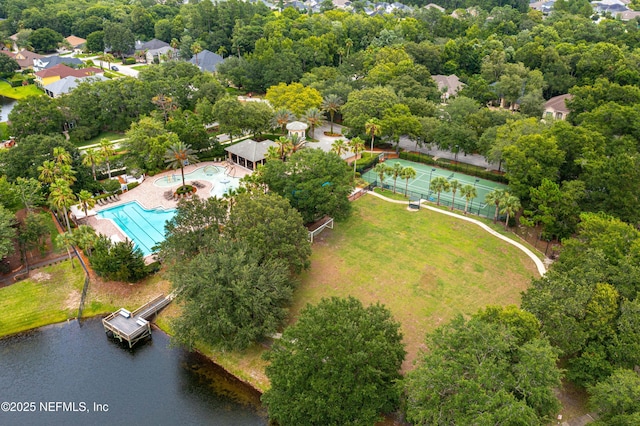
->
xmin=361 ymin=158 xmax=508 ymax=217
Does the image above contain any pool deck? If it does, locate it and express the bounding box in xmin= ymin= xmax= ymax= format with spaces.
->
xmin=83 ymin=161 xmax=250 ymax=259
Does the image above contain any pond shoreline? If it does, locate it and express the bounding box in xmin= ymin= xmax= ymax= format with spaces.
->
xmin=0 ymin=313 xmax=267 ymax=398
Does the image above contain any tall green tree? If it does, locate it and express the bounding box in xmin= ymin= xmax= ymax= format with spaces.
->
xmin=390 ymin=162 xmax=403 ymax=194
xmin=429 ymin=176 xmax=450 ymax=206
xmin=321 ymin=94 xmax=343 ymax=135
xmin=365 ymin=118 xmax=383 ymax=152
xmin=400 ymin=166 xmax=417 ymax=196
xmin=460 ymin=184 xmax=477 ymax=215
xmin=404 ymin=308 xmax=561 ymax=425
xmin=225 ymin=192 xmax=311 ymax=274
xmin=263 ymin=297 xmax=405 ymax=426
xmin=449 ymin=179 xmax=461 ymax=210
xmin=0 ymin=206 xmax=16 ymax=260
xmin=82 ymin=148 xmax=103 ymax=181
xmin=255 ymin=149 xmax=353 ymax=223
xmin=303 ymin=107 xmax=324 ymax=139
xmin=588 ymin=369 xmax=640 ymax=425
xmin=56 ymin=231 xmax=76 ymax=268
xmin=164 ymin=142 xmax=199 ymax=189
xmin=374 ymin=163 xmax=391 ymax=187
xmin=170 ymin=239 xmax=294 ymax=351
xmin=347 ymin=137 xmax=365 ymax=180
xmin=48 ymin=179 xmax=76 ymax=233
xmin=98 ymin=139 xmax=116 ymax=179
xmin=485 ymin=189 xmax=506 ymax=223
xmin=500 ymin=194 xmax=521 ymax=230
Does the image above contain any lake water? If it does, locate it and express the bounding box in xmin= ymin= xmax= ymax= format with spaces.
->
xmin=0 ymin=319 xmax=267 ymax=426
xmin=0 ymin=96 xmax=17 ymax=123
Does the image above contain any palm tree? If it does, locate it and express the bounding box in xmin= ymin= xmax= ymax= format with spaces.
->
xmin=57 ymin=163 xmax=77 ymax=184
xmin=303 ymin=107 xmax=324 ymax=139
xmin=53 ymin=147 xmax=72 ymax=165
xmin=72 ymin=225 xmax=97 ymax=256
xmin=99 ymin=53 xmax=116 ymax=70
xmin=390 ymin=162 xmax=403 ymax=194
xmin=331 ymin=139 xmax=347 ymax=156
xmin=321 ymin=94 xmax=343 ymax=135
xmin=485 ymin=189 xmax=506 ymax=223
xmin=449 ymin=179 xmax=461 ymax=211
xmin=49 ymin=179 xmax=76 ymax=233
xmin=500 ymin=194 xmax=521 ymax=231
xmin=460 ymin=184 xmax=477 ymax=215
xmin=56 ymin=231 xmax=76 ymax=268
xmin=484 ymin=189 xmax=508 ymax=223
xmin=345 ymin=38 xmax=353 ymax=58
xmin=429 ymin=176 xmax=450 ymax=206
xmin=272 ymin=108 xmax=295 ymax=134
xmin=275 ymin=136 xmax=292 ymax=160
xmin=82 ymin=148 xmax=103 ymax=181
xmin=77 ymin=190 xmax=96 ymax=218
xmin=347 ymin=137 xmax=365 ymax=179
xmin=164 ymin=142 xmax=199 ymax=188
xmin=373 ymin=163 xmax=390 ymax=188
xmin=98 ymin=139 xmax=116 ymax=179
xmin=38 ymin=160 xmax=57 ymax=184
xmin=170 ymin=38 xmax=179 ymax=60
xmin=191 ymin=41 xmax=203 ymax=67
xmin=289 ymin=133 xmax=305 ymax=155
xmin=365 ymin=118 xmax=383 ymax=152
xmin=265 ymin=145 xmax=281 ymax=161
xmin=400 ymin=166 xmax=417 ymax=196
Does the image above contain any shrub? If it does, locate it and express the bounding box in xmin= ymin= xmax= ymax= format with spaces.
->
xmin=123 ymin=57 xmax=136 ymax=65
xmin=101 ymin=179 xmax=121 ymax=193
xmin=176 ymin=185 xmax=194 ymax=195
xmin=89 ymin=235 xmax=148 ymax=282
xmin=355 ymin=152 xmax=380 ymax=174
xmin=127 ymin=181 xmax=139 ymax=191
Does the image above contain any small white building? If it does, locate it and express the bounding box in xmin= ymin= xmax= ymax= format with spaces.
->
xmin=286 ymin=121 xmax=308 ymax=140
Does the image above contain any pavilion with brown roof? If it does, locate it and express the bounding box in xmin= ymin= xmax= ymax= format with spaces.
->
xmin=225 ymin=139 xmax=276 ymax=170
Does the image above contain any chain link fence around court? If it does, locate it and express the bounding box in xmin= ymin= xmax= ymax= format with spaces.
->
xmin=361 ymin=158 xmax=508 ymax=219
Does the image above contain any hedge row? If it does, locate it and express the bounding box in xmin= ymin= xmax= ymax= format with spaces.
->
xmin=355 ymin=153 xmax=380 ymax=174
xmin=399 ymin=152 xmax=509 ymax=184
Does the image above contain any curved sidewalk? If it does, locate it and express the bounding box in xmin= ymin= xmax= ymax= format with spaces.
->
xmin=365 ymin=191 xmax=547 ymax=276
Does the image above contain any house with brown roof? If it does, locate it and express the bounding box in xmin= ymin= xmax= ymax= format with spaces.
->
xmin=0 ymin=49 xmax=44 ymax=70
xmin=543 ymin=94 xmax=573 ymax=120
xmin=431 ymin=74 xmax=465 ymax=102
xmin=34 ymin=64 xmax=103 ymax=88
xmin=64 ymin=35 xmax=86 ymax=53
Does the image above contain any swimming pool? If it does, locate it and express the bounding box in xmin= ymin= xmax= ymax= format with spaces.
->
xmin=154 ymin=165 xmax=241 ymax=198
xmin=97 ymin=201 xmax=176 ymax=256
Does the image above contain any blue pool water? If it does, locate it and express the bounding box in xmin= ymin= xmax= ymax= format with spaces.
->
xmin=97 ymin=202 xmax=176 ymax=256
xmin=154 ymin=165 xmax=241 ymax=198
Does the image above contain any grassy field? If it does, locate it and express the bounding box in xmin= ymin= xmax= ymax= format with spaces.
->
xmin=74 ymin=131 xmax=124 ymax=148
xmin=0 ymin=82 xmax=43 ymax=99
xmin=0 ymin=261 xmax=86 ymax=337
xmin=293 ymin=195 xmax=540 ymax=370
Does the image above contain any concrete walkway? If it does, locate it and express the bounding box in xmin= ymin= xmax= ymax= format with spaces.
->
xmin=365 ymin=190 xmax=547 ymax=276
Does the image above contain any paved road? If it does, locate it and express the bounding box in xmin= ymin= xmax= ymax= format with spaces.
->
xmin=72 ymin=53 xmax=140 ymax=78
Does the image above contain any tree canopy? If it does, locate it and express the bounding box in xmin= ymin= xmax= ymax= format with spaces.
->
xmin=404 ymin=306 xmax=561 ymax=425
xmin=263 ymin=296 xmax=405 ymax=426
xmin=255 ymin=149 xmax=353 ymax=224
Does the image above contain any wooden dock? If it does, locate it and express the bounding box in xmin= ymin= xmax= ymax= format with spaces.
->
xmin=102 ymin=294 xmax=174 ymax=348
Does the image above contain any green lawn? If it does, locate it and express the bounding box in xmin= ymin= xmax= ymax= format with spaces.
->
xmin=131 ymin=65 xmax=150 ymax=71
xmin=0 ymin=261 xmax=88 ymax=337
xmin=0 ymin=81 xmax=43 ymax=99
xmin=74 ymin=131 xmax=124 ymax=148
xmin=293 ymin=195 xmax=540 ymax=370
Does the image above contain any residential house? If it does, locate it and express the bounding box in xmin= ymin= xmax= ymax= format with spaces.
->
xmin=64 ymin=35 xmax=86 ymax=53
xmin=34 ymin=64 xmax=103 ymax=88
xmin=135 ymin=39 xmax=176 ymax=63
xmin=189 ymin=49 xmax=224 ymax=73
xmin=543 ymin=94 xmax=572 ymax=120
xmin=431 ymin=74 xmax=465 ymax=101
xmin=0 ymin=49 xmax=44 ymax=70
xmin=44 ymin=74 xmax=108 ymax=98
xmin=33 ymin=55 xmax=83 ymax=72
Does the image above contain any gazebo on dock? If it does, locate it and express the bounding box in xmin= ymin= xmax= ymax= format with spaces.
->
xmin=224 ymin=139 xmax=276 ymax=170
